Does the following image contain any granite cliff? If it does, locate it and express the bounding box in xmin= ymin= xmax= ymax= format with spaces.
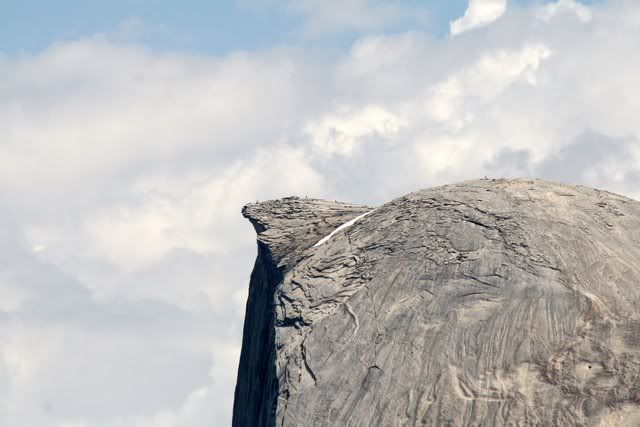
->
xmin=233 ymin=179 xmax=640 ymax=426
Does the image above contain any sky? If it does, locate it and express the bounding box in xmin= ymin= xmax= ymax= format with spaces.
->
xmin=0 ymin=0 xmax=638 ymax=425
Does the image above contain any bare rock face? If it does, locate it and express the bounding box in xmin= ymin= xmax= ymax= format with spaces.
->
xmin=233 ymin=179 xmax=640 ymax=426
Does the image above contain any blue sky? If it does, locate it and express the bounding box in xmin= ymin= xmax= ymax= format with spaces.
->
xmin=0 ymin=0 xmax=637 ymax=426
xmin=2 ymin=0 xmax=292 ymax=54
xmin=2 ymin=0 xmax=484 ymax=54
xmin=1 ymin=0 xmax=602 ymax=56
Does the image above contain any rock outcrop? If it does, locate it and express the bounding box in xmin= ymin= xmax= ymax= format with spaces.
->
xmin=233 ymin=179 xmax=640 ymax=426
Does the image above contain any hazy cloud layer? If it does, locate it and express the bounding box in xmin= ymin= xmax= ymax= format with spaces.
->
xmin=1 ymin=0 xmax=640 ymax=425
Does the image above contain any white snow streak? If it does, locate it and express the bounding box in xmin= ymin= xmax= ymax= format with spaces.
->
xmin=313 ymin=210 xmax=374 ymax=247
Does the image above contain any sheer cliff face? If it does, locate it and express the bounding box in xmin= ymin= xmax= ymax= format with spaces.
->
xmin=233 ymin=180 xmax=640 ymax=426
xmin=233 ymin=197 xmax=373 ymax=426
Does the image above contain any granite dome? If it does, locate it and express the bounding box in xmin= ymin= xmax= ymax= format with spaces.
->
xmin=234 ymin=179 xmax=640 ymax=426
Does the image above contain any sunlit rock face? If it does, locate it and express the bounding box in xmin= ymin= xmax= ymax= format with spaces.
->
xmin=233 ymin=179 xmax=640 ymax=426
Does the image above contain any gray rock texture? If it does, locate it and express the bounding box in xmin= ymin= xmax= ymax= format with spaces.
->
xmin=233 ymin=179 xmax=640 ymax=426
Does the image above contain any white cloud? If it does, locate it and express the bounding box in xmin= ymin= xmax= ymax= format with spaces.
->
xmin=0 ymin=37 xmax=307 ymax=216
xmin=0 ymin=279 xmax=30 ymax=312
xmin=423 ymin=43 xmax=552 ymax=129
xmin=450 ymin=0 xmax=508 ymax=36
xmin=78 ymin=147 xmax=322 ymax=272
xmin=2 ymin=1 xmax=640 ymax=425
xmin=305 ymin=104 xmax=406 ymax=156
xmin=538 ymin=0 xmax=593 ymax=23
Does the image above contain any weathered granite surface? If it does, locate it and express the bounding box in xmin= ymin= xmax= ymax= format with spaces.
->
xmin=233 ymin=179 xmax=640 ymax=426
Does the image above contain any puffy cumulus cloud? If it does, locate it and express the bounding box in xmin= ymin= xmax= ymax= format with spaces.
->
xmin=423 ymin=43 xmax=552 ymax=129
xmin=450 ymin=0 xmax=508 ymax=36
xmin=537 ymin=0 xmax=593 ymax=23
xmin=77 ymin=146 xmax=323 ymax=273
xmin=0 ymin=36 xmax=313 ymax=218
xmin=0 ymin=225 xmax=224 ymax=426
xmin=305 ymin=104 xmax=407 ymax=156
xmin=3 ymin=1 xmax=640 ymax=425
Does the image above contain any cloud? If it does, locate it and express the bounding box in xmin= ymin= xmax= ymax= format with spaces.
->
xmin=305 ymin=104 xmax=406 ymax=156
xmin=450 ymin=0 xmax=508 ymax=36
xmin=486 ymin=131 xmax=640 ymax=199
xmin=0 ymin=224 xmax=220 ymax=426
xmin=423 ymin=43 xmax=552 ymax=129
xmin=76 ymin=146 xmax=323 ymax=273
xmin=2 ymin=1 xmax=640 ymax=425
xmin=537 ymin=0 xmax=593 ymax=23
